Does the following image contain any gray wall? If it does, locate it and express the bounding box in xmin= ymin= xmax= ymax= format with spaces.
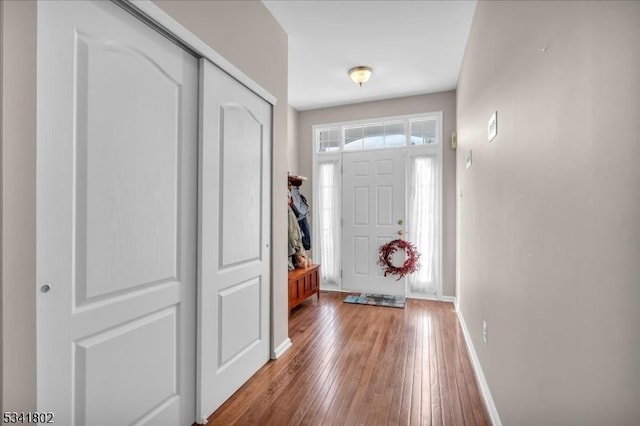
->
xmin=287 ymin=105 xmax=299 ymax=174
xmin=456 ymin=1 xmax=640 ymax=424
xmin=1 ymin=0 xmax=37 ymax=412
xmin=298 ymin=92 xmax=457 ymax=297
xmin=0 ymin=0 xmax=3 ymax=410
xmin=1 ymin=0 xmax=289 ymax=411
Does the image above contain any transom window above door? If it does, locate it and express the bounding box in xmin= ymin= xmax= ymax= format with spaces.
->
xmin=316 ymin=113 xmax=440 ymax=153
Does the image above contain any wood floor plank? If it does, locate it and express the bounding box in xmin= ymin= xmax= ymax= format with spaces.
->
xmin=242 ymin=303 xmax=343 ymax=424
xmin=304 ymin=304 xmax=374 ymax=425
xmin=446 ymin=315 xmax=475 ymax=426
xmin=410 ymin=302 xmax=424 ymax=426
xmin=364 ymin=313 xmax=404 ymax=425
xmin=397 ymin=304 xmax=417 ymax=425
xmin=203 ymin=291 xmax=491 ymax=426
xmin=420 ymin=312 xmax=432 ymax=426
xmin=429 ymin=304 xmax=443 ymax=426
xmin=439 ymin=306 xmax=465 ymax=426
xmin=288 ymin=303 xmax=360 ymax=424
xmin=343 ymin=308 xmax=392 ymax=424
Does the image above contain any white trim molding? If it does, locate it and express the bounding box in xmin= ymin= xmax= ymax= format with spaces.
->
xmin=409 ymin=294 xmax=457 ymax=304
xmin=441 ymin=295 xmax=457 ymax=304
xmin=272 ymin=338 xmax=292 ymax=359
xmin=456 ymin=308 xmax=503 ymax=426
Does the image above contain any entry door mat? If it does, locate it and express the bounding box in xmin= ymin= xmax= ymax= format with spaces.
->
xmin=343 ymin=293 xmax=406 ymax=309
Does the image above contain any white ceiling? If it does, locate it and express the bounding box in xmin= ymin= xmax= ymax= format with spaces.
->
xmin=262 ymin=0 xmax=477 ymax=111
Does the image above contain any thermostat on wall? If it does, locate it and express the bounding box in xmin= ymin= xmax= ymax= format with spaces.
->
xmin=488 ymin=111 xmax=497 ymax=142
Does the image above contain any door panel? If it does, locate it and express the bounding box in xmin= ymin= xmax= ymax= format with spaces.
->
xmin=198 ymin=59 xmax=271 ymax=423
xmin=77 ymin=30 xmax=181 ymax=302
xmin=342 ymin=150 xmax=406 ymax=295
xmin=37 ymin=1 xmax=197 ymax=425
xmin=219 ymin=277 xmax=262 ymax=365
xmin=220 ymin=105 xmax=263 ymax=267
xmin=377 ymin=186 xmax=393 ymax=225
xmin=75 ymin=308 xmax=178 ymax=425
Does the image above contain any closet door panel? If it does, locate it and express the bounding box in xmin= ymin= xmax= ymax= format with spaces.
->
xmin=197 ymin=59 xmax=272 ymax=423
xmin=36 ymin=1 xmax=198 ymax=425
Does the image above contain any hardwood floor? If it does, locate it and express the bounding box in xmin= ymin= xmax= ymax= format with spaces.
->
xmin=204 ymin=291 xmax=490 ymax=426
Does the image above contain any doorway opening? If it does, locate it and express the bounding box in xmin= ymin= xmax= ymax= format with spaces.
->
xmin=312 ymin=112 xmax=443 ymax=299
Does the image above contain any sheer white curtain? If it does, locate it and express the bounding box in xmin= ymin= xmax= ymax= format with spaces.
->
xmin=317 ymin=161 xmax=341 ymax=285
xmin=408 ymin=155 xmax=438 ymax=295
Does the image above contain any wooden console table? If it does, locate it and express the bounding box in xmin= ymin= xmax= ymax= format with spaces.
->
xmin=288 ymin=264 xmax=320 ymax=314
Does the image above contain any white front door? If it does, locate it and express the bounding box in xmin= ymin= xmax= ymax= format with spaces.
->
xmin=36 ymin=1 xmax=197 ymax=425
xmin=342 ymin=149 xmax=406 ymax=295
xmin=197 ymin=60 xmax=272 ymax=423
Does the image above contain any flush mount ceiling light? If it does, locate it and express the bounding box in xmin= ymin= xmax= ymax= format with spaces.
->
xmin=348 ymin=66 xmax=373 ymax=87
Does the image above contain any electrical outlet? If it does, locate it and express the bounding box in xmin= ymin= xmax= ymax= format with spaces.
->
xmin=482 ymin=320 xmax=488 ymax=344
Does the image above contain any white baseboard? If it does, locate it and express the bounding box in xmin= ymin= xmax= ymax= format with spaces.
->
xmin=455 ymin=308 xmax=502 ymax=426
xmin=407 ymin=293 xmax=457 ymax=304
xmin=319 ymin=287 xmax=338 ymax=294
xmin=272 ymin=337 xmax=292 ymax=359
xmin=441 ymin=295 xmax=457 ymax=304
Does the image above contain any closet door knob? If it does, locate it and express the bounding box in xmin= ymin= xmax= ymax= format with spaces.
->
xmin=41 ymin=284 xmax=52 ymax=293
xmin=397 ymin=230 xmax=404 ymax=236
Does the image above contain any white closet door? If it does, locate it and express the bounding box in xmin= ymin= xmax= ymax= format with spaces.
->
xmin=36 ymin=1 xmax=197 ymax=425
xmin=197 ymin=59 xmax=272 ymax=423
xmin=342 ymin=149 xmax=407 ymax=295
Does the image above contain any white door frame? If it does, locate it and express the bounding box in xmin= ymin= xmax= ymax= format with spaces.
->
xmin=312 ymin=112 xmax=444 ymax=300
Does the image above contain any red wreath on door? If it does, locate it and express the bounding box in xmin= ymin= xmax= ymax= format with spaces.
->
xmin=377 ymin=239 xmax=421 ymax=281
